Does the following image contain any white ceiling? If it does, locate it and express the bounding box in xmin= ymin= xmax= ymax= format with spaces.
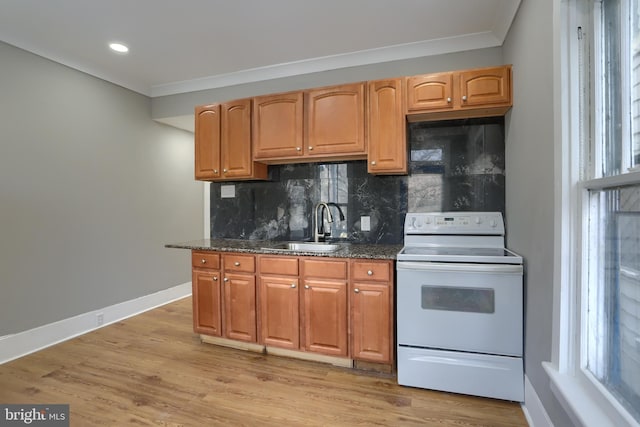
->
xmin=0 ymin=0 xmax=521 ymax=98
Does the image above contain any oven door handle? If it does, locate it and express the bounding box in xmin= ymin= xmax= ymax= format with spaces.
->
xmin=397 ymin=261 xmax=522 ymax=274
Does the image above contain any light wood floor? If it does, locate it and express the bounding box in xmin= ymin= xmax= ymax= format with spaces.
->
xmin=0 ymin=297 xmax=528 ymax=426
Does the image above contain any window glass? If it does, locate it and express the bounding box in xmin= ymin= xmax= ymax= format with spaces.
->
xmin=600 ymin=0 xmax=640 ymax=175
xmin=584 ymin=0 xmax=640 ymax=421
xmin=586 ymin=185 xmax=640 ymax=422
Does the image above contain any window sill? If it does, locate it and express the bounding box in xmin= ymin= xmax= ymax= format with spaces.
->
xmin=543 ymin=362 xmax=638 ymax=427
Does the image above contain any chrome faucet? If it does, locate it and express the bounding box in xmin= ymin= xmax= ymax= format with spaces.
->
xmin=314 ymin=202 xmax=333 ymax=242
xmin=313 ymin=202 xmax=345 ymax=242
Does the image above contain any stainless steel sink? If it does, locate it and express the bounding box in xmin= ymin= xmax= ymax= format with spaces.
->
xmin=261 ymin=242 xmax=343 ymax=253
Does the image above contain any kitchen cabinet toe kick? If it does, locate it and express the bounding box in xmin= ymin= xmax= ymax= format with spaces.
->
xmin=199 ymin=335 xmax=355 ymax=368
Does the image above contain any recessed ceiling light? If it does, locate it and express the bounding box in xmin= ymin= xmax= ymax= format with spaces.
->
xmin=109 ymin=43 xmax=129 ymax=53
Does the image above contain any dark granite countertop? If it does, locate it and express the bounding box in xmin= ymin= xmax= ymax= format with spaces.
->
xmin=166 ymin=239 xmax=402 ymax=260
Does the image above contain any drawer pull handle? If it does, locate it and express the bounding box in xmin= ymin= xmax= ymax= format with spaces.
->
xmin=213 ymin=276 xmax=218 ymax=281
xmin=308 ymin=146 xmax=313 ymax=151
xmin=291 ymin=284 xmax=296 ymax=288
xmin=367 ymin=270 xmax=373 ymax=276
xmin=447 ymin=97 xmax=452 ymax=103
xmin=370 ymin=161 xmax=376 ymax=166
xmin=304 ymin=285 xmax=310 ymax=289
xmin=354 ymin=288 xmax=360 ymax=293
xmin=462 ymin=95 xmax=467 ymax=102
xmin=234 ymin=261 xmax=240 ymax=266
xmin=201 ymin=259 xmax=207 ymax=264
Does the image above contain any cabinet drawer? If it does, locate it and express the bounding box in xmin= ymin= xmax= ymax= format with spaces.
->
xmin=223 ymin=254 xmax=256 ymax=273
xmin=259 ymin=256 xmax=299 ymax=276
xmin=302 ymin=259 xmax=348 ymax=280
xmin=192 ymin=251 xmax=220 ymax=269
xmin=351 ymin=260 xmax=392 ymax=282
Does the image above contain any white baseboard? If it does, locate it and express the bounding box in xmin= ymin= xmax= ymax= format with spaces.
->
xmin=522 ymin=374 xmax=553 ymax=427
xmin=0 ymin=282 xmax=192 ymax=365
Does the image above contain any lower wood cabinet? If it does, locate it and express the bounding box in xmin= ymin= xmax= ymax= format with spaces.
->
xmin=193 ymin=250 xmax=394 ymax=367
xmin=222 ymin=254 xmax=257 ymax=342
xmin=191 ymin=251 xmax=222 ymax=336
xmin=301 ymin=258 xmax=349 ymax=357
xmin=350 ymin=260 xmax=394 ymax=363
xmin=259 ymin=256 xmax=300 ymax=349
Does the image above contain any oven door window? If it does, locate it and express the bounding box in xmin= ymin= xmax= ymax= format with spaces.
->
xmin=421 ymin=285 xmax=495 ymax=313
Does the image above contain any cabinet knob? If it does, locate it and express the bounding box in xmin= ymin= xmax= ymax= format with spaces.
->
xmin=370 ymin=161 xmax=376 ymax=166
xmin=201 ymin=259 xmax=207 ymax=264
xmin=308 ymin=146 xmax=313 ymax=151
xmin=354 ymin=288 xmax=360 ymax=293
xmin=291 ymin=284 xmax=296 ymax=288
xmin=367 ymin=270 xmax=373 ymax=276
xmin=304 ymin=285 xmax=310 ymax=289
xmin=234 ymin=261 xmax=240 ymax=266
xmin=462 ymin=95 xmax=467 ymax=102
xmin=214 ymin=169 xmax=219 ymax=174
xmin=213 ymin=276 xmax=218 ymax=281
xmin=447 ymin=97 xmax=452 ymax=103
xmin=296 ymin=147 xmax=301 ymax=151
xmin=223 ymin=168 xmax=228 ymax=173
xmin=223 ymin=277 xmax=229 ymax=282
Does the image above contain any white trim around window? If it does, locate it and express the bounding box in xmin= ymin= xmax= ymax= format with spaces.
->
xmin=549 ymin=1 xmax=640 ymax=426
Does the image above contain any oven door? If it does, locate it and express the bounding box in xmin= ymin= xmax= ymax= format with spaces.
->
xmin=396 ymin=261 xmax=523 ymax=356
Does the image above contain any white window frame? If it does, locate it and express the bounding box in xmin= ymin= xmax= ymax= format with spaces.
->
xmin=546 ymin=1 xmax=640 ymax=426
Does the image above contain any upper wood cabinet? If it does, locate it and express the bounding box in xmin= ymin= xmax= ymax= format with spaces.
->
xmin=459 ymin=66 xmax=511 ymax=108
xmin=406 ymin=65 xmax=512 ymax=122
xmin=305 ymin=83 xmax=367 ymax=159
xmin=253 ymin=91 xmax=304 ymax=160
xmin=406 ymin=72 xmax=454 ymax=112
xmin=196 ymin=64 xmax=513 ymax=177
xmin=252 ymin=83 xmax=367 ymax=163
xmin=194 ymin=100 xmax=268 ymax=181
xmin=194 ymin=106 xmax=221 ymax=180
xmin=367 ymin=78 xmax=407 ymax=175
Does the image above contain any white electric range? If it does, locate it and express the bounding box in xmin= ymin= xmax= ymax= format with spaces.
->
xmin=396 ymin=212 xmax=524 ymax=402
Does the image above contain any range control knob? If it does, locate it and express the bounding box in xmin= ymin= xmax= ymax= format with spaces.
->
xmin=424 ymin=216 xmax=432 ymax=224
xmin=475 ymin=217 xmax=482 ymax=224
xmin=414 ymin=219 xmax=424 ymax=228
xmin=490 ymin=219 xmax=498 ymax=228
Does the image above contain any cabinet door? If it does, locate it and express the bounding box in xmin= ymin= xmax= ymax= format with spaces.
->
xmin=302 ymin=279 xmax=348 ymax=357
xmin=406 ymin=72 xmax=454 ymax=112
xmin=259 ymin=276 xmax=299 ymax=349
xmin=192 ymin=269 xmax=222 ymax=336
xmin=221 ymin=99 xmax=254 ymax=179
xmin=223 ymin=272 xmax=257 ymax=342
xmin=305 ymin=83 xmax=366 ymax=156
xmin=458 ymin=66 xmax=511 ymax=108
xmin=194 ymin=105 xmax=221 ymax=180
xmin=367 ymin=79 xmax=407 ymax=175
xmin=351 ymin=282 xmax=391 ymax=363
xmin=253 ymin=92 xmax=304 ymax=160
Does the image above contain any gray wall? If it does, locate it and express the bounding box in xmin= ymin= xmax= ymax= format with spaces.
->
xmin=0 ymin=41 xmax=203 ymax=336
xmin=503 ymin=0 xmax=575 ymax=425
xmin=151 ymin=47 xmax=504 ymax=128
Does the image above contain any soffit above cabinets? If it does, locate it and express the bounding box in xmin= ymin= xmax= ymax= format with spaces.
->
xmin=0 ymin=0 xmax=521 ymax=97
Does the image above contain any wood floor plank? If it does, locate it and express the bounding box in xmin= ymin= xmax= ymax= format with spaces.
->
xmin=0 ymin=297 xmax=528 ymax=426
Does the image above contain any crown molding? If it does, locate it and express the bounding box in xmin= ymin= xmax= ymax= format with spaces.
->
xmin=150 ymin=31 xmax=502 ymax=98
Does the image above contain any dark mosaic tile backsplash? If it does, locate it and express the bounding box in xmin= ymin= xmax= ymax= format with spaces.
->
xmin=210 ymin=117 xmax=505 ymax=244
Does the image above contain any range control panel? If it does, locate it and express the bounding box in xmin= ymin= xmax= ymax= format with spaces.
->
xmin=404 ymin=212 xmax=505 ymax=235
